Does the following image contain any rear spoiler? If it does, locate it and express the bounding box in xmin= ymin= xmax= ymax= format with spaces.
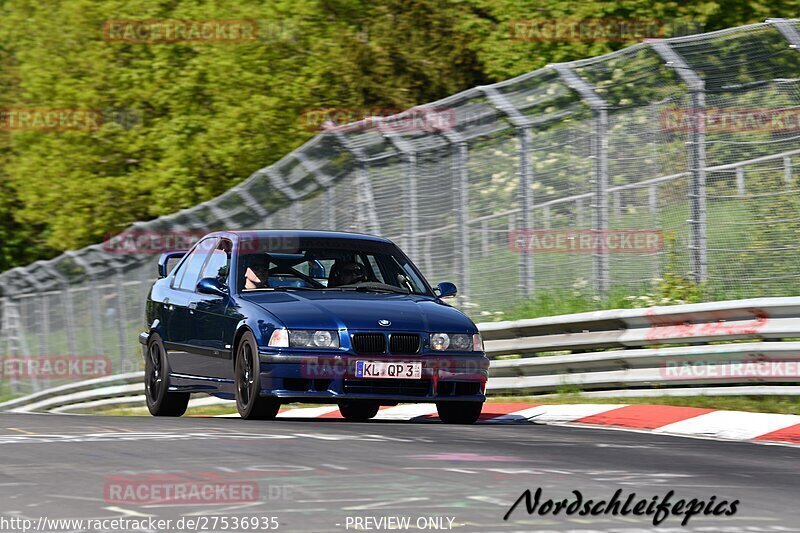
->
xmin=157 ymin=250 xmax=188 ymax=278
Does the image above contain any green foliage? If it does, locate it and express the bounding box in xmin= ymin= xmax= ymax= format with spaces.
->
xmin=0 ymin=0 xmax=488 ymax=259
xmin=1 ymin=0 xmax=798 ymax=270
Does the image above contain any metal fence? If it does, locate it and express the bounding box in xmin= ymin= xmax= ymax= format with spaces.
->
xmin=3 ymin=20 xmax=800 ymax=396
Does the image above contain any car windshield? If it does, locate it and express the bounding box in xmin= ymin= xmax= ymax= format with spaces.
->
xmin=237 ymin=237 xmax=431 ymax=295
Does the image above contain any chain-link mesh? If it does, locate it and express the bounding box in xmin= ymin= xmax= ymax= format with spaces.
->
xmin=2 ymin=20 xmax=800 ymax=397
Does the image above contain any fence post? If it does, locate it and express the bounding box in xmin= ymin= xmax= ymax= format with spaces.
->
xmin=552 ymin=64 xmax=609 ymax=295
xmin=40 ymin=264 xmax=79 ymax=358
xmin=374 ymin=131 xmax=419 ymax=259
xmin=40 ymin=293 xmax=50 ymax=356
xmin=481 ymin=220 xmax=489 ymax=258
xmin=736 ymin=167 xmax=746 ymax=196
xmin=331 ymin=129 xmax=383 ymax=237
xmin=403 ymin=153 xmax=419 ymax=259
xmin=434 ymin=124 xmax=471 ymax=300
xmin=325 ymin=186 xmax=336 ymax=230
xmin=649 ymin=185 xmax=661 ymax=280
xmin=454 ymin=141 xmax=470 ymax=300
xmin=480 ymin=86 xmax=535 ymax=297
xmin=1 ymin=269 xmax=43 ymax=393
xmin=650 ymin=41 xmax=707 ymax=282
xmin=116 ymin=269 xmax=130 ymax=367
xmin=66 ymin=253 xmax=104 ymax=359
xmin=771 ymin=20 xmax=800 ymax=193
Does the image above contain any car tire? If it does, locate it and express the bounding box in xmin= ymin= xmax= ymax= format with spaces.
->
xmin=436 ymin=401 xmax=483 ymax=424
xmin=235 ymin=331 xmax=280 ymax=420
xmin=145 ymin=334 xmax=190 ymax=417
xmin=338 ymin=401 xmax=380 ymax=421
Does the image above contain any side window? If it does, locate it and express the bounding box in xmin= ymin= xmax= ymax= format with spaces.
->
xmin=400 ymin=262 xmax=426 ymax=293
xmin=201 ymin=239 xmax=232 ymax=283
xmin=177 ymin=238 xmax=217 ymax=291
xmin=364 ymin=255 xmax=386 ymax=284
xmin=171 ymin=248 xmax=199 ymax=289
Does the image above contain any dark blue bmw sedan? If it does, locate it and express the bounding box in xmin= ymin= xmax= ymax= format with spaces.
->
xmin=139 ymin=230 xmax=489 ymax=423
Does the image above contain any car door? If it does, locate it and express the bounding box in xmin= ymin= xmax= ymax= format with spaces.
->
xmin=165 ymin=237 xmax=218 ymax=375
xmin=190 ymin=238 xmax=235 ymax=379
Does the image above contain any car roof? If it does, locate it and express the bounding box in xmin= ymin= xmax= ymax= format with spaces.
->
xmin=202 ymin=229 xmax=394 ymax=244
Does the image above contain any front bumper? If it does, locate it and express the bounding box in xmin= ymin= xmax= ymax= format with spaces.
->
xmin=257 ymin=352 xmax=489 ymax=403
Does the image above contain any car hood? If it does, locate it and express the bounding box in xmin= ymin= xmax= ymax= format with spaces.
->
xmin=240 ymin=291 xmax=476 ymax=332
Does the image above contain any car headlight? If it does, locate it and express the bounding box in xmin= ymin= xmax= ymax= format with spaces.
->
xmin=267 ymin=329 xmax=339 ymax=348
xmin=290 ymin=329 xmax=339 ymax=349
xmin=430 ymin=333 xmax=483 ymax=352
xmin=430 ymin=333 xmax=451 ymax=351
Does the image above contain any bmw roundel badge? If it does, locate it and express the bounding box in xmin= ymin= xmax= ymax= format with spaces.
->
xmin=378 ymin=319 xmax=391 ymax=327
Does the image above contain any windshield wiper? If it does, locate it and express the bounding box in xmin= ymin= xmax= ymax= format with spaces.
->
xmin=324 ymin=283 xmax=411 ymax=294
xmin=244 ymin=286 xmax=320 ymax=292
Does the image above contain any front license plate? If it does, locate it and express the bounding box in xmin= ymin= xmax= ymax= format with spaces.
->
xmin=355 ymin=361 xmax=422 ymax=379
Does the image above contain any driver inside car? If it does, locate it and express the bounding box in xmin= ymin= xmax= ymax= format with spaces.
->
xmin=242 ymin=255 xmax=271 ymax=290
xmin=328 ymin=261 xmax=367 ymax=287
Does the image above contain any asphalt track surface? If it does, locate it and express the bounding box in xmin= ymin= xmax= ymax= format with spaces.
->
xmin=0 ymin=412 xmax=798 ymax=533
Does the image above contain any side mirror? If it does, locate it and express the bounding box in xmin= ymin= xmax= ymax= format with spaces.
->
xmin=197 ymin=277 xmax=228 ymax=297
xmin=436 ymin=282 xmax=458 ymax=299
xmin=158 ymin=250 xmax=187 ymax=278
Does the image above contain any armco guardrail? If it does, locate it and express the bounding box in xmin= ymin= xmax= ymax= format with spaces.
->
xmin=485 ymin=297 xmax=800 ymax=395
xmin=4 ymin=297 xmax=800 ymax=413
